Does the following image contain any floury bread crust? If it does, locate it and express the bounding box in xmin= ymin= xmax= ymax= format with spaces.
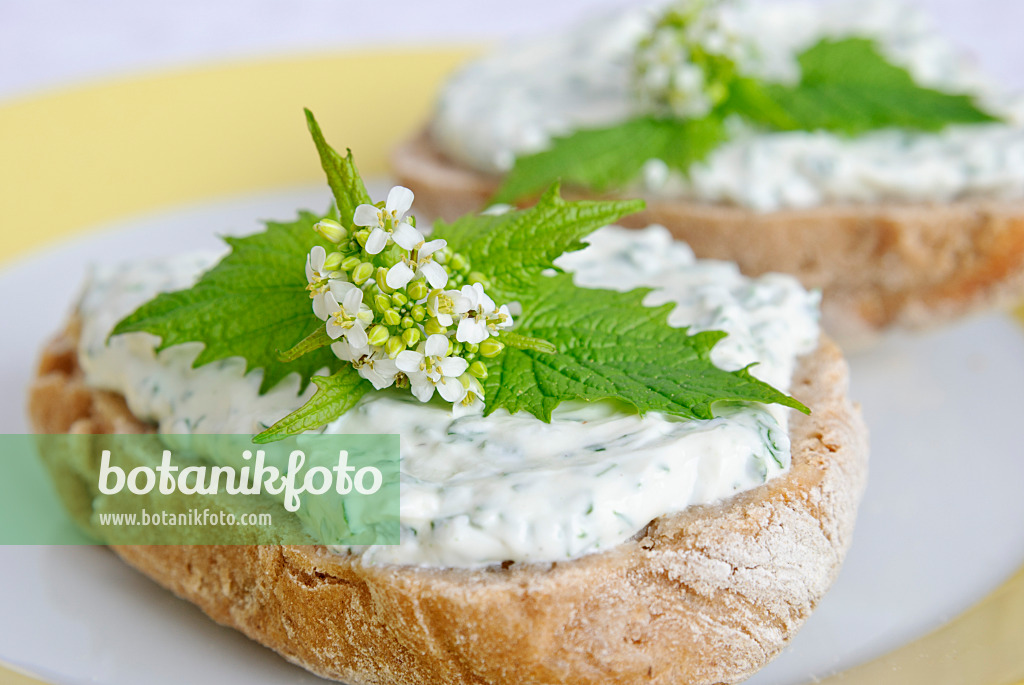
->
xmin=392 ymin=131 xmax=1024 ymax=346
xmin=29 ymin=318 xmax=868 ymax=685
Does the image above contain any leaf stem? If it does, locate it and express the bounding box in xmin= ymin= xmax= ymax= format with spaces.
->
xmin=501 ymin=331 xmax=557 ymax=354
xmin=277 ymin=325 xmax=333 ymax=362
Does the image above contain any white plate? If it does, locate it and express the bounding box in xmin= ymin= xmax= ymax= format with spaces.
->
xmin=2 ymin=185 xmax=1024 ymax=684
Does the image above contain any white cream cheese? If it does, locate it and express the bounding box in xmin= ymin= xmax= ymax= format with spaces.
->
xmin=431 ymin=0 xmax=1024 ymax=211
xmin=77 ymin=225 xmax=819 ymax=567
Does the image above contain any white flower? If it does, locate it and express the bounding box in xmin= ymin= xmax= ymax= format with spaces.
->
xmin=323 ymin=281 xmax=374 ymax=351
xmin=427 ymin=289 xmax=457 ymax=326
xmin=305 ymin=246 xmax=342 ymax=320
xmin=395 ymin=334 xmax=468 ymax=404
xmin=453 ymin=283 xmax=513 ymax=344
xmin=358 ymin=353 xmax=400 ymax=390
xmin=385 ymin=223 xmax=448 ymax=290
xmin=352 ymin=186 xmax=415 ymax=255
xmin=332 ymin=344 xmax=400 ymax=390
xmin=452 ymin=375 xmax=485 ymax=417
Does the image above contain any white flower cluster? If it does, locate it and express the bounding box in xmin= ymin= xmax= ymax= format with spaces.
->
xmin=634 ymin=0 xmax=753 ymax=119
xmin=304 ymin=186 xmax=513 ymax=414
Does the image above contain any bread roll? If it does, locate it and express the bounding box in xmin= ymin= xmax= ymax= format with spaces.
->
xmin=393 ymin=131 xmax=1024 ymax=346
xmin=29 ymin=317 xmax=868 ymax=685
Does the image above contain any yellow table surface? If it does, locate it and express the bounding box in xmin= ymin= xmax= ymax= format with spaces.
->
xmin=2 ymin=48 xmax=1023 ymax=685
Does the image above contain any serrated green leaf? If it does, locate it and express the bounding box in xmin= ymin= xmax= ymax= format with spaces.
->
xmin=433 ymin=185 xmax=644 ymax=302
xmin=493 ymin=116 xmax=727 ymax=204
xmin=304 ymin=108 xmax=373 ymax=223
xmin=110 ymin=210 xmax=340 ymax=394
xmin=253 ymin=367 xmax=370 ymax=443
xmin=736 ymin=38 xmax=1000 ymax=135
xmin=484 ymin=274 xmax=808 ymax=421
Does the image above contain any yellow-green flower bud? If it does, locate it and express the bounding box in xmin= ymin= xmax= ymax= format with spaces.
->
xmin=410 ymin=304 xmax=426 ymax=322
xmin=424 ymin=318 xmax=447 ymax=336
xmin=354 ymin=229 xmax=370 ymax=247
xmin=314 ymin=218 xmax=346 ymax=244
xmin=323 ymin=251 xmax=344 ymax=271
xmin=407 ymin=280 xmax=429 ymax=301
xmin=385 ymin=336 xmax=406 ymax=358
xmin=352 ymin=262 xmax=374 ymax=285
xmin=374 ymin=294 xmax=392 ymax=313
xmin=479 ymin=339 xmax=504 ymax=358
xmin=401 ymin=316 xmax=416 ymax=330
xmin=383 ymin=309 xmax=402 ymax=327
xmin=449 ymin=253 xmax=468 ymax=272
xmin=465 ymin=342 xmax=479 ymax=355
xmin=391 ymin=291 xmax=409 ymax=307
xmin=401 ymin=327 xmax=421 ymax=347
xmin=468 ymin=271 xmax=488 ymax=286
xmin=469 ymin=361 xmax=488 ymax=379
xmin=341 ymin=256 xmax=361 ymax=272
xmin=367 ymin=325 xmax=390 ymax=347
xmin=375 ymin=266 xmax=391 ymax=287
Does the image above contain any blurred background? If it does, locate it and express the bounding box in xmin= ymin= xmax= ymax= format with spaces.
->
xmin=2 ymin=0 xmax=1024 ymax=102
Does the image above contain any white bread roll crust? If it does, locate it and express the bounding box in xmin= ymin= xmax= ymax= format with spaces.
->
xmin=29 ymin=318 xmax=868 ymax=685
xmin=392 ymin=130 xmax=1024 ymax=345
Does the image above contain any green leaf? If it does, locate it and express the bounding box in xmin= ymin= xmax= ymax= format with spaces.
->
xmin=738 ymin=38 xmax=1000 ymax=135
xmin=484 ymin=274 xmax=808 ymax=421
xmin=304 ymin=108 xmax=373 ymax=223
xmin=253 ymin=367 xmax=370 ymax=444
xmin=493 ymin=116 xmax=727 ymax=204
xmin=110 ymin=210 xmax=340 ymax=394
xmin=433 ymin=184 xmax=644 ymax=302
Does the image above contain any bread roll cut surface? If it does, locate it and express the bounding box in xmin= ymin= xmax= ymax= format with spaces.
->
xmin=29 ymin=319 xmax=868 ymax=685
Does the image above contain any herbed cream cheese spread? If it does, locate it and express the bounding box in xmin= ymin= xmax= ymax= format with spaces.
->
xmin=431 ymin=0 xmax=1024 ymax=211
xmin=77 ymin=225 xmax=819 ymax=567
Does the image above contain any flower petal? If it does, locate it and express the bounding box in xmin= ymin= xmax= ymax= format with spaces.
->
xmin=452 ymin=395 xmax=483 ymax=418
xmin=360 ymin=363 xmax=396 ymax=390
xmin=323 ymin=291 xmax=340 ymax=315
xmin=437 ymin=376 xmax=467 ymax=403
xmin=386 ymin=186 xmax=414 ymax=216
xmin=353 ymin=204 xmax=379 ymax=227
xmin=310 ymin=245 xmax=326 ymax=271
xmin=438 ymin=356 xmax=469 ymax=378
xmin=477 ymin=287 xmax=496 ymax=313
xmin=329 ymin=281 xmax=356 ymax=301
xmin=392 ymin=222 xmax=424 ymax=251
xmin=457 ymin=319 xmax=488 ymax=345
xmin=331 ymin=340 xmax=357 ymax=361
xmin=419 ymin=239 xmax=446 ymax=257
xmin=305 ymin=254 xmax=315 ymax=282
xmin=409 ymin=375 xmax=435 ymax=403
xmin=345 ymin=325 xmax=368 ymax=351
xmin=395 ymin=350 xmax=424 ymax=373
xmin=342 ymin=286 xmax=363 ymax=313
xmin=421 ymin=261 xmax=449 ymax=290
xmin=325 ymin=320 xmax=344 ymax=340
xmin=386 ymin=262 xmax=415 ymax=290
xmin=312 ymin=293 xmax=330 ymax=321
xmin=451 ymin=294 xmax=472 ymax=315
xmin=364 ymin=228 xmax=388 ymax=255
xmin=375 ymin=358 xmax=399 ymax=377
xmin=424 ymin=334 xmax=448 ymax=358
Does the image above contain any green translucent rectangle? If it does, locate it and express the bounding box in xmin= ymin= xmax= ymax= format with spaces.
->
xmin=0 ymin=434 xmax=399 ymax=545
